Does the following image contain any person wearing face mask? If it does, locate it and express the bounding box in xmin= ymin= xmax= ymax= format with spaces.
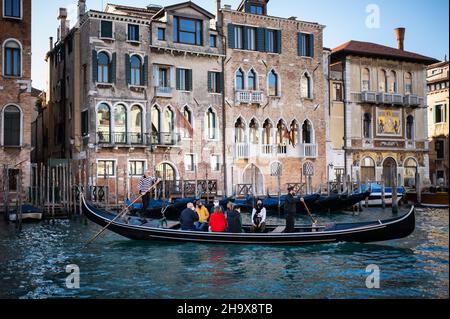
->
xmin=251 ymin=199 xmax=267 ymax=233
xmin=195 ymin=200 xmax=210 ymax=231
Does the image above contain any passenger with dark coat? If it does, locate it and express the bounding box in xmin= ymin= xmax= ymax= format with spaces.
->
xmin=180 ymin=203 xmax=199 ymax=231
xmin=284 ymin=187 xmax=297 ymax=233
xmin=226 ymin=203 xmax=242 ymax=233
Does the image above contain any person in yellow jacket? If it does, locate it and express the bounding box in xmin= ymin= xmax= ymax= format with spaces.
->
xmin=195 ymin=200 xmax=210 ymax=231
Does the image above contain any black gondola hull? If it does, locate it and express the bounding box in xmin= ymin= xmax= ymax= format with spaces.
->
xmin=82 ymin=197 xmax=415 ymax=246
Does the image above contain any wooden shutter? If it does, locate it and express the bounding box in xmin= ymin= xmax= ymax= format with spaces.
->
xmin=309 ymin=34 xmax=315 ymax=58
xmin=219 ymin=72 xmax=224 ymax=93
xmin=245 ymin=2 xmax=251 ymax=13
xmin=276 ymin=30 xmax=282 ymax=54
xmin=110 ymin=52 xmax=116 ymax=84
xmin=265 ymin=29 xmax=270 ymax=52
xmin=143 ymin=56 xmax=148 ymax=86
xmin=125 ymin=54 xmax=131 ymax=84
xmin=188 ymin=69 xmax=193 ymax=91
xmin=92 ymin=50 xmax=98 ymax=82
xmin=256 ymin=28 xmax=266 ymax=52
xmin=4 ymin=111 xmax=20 ymax=146
xmin=176 ymin=68 xmax=181 ymax=90
xmin=153 ymin=65 xmax=159 ymax=87
xmin=207 ymin=71 xmax=213 ymax=92
xmin=243 ymin=26 xmax=248 ymax=50
xmin=101 ymin=21 xmax=113 ymax=38
xmin=297 ymin=33 xmax=303 ymax=56
xmin=227 ymin=24 xmax=235 ymax=49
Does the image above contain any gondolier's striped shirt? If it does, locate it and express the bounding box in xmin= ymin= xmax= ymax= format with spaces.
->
xmin=138 ymin=176 xmax=156 ymax=194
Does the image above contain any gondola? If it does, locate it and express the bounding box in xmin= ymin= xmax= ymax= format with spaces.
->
xmin=312 ymin=191 xmax=371 ymax=213
xmin=82 ymin=196 xmax=415 ymax=245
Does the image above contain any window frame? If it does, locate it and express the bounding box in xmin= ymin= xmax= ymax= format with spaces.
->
xmin=184 ymin=154 xmax=196 ymax=172
xmin=3 ymin=39 xmax=22 ymax=77
xmin=3 ymin=0 xmax=22 ymax=19
xmin=100 ymin=20 xmax=114 ymax=39
xmin=128 ymin=160 xmax=146 ymax=177
xmin=1 ymin=104 xmax=22 ymax=147
xmin=127 ymin=24 xmax=140 ymax=42
xmin=97 ymin=160 xmax=116 ymax=178
xmin=268 ymin=70 xmax=279 ymax=97
xmin=435 ymin=140 xmax=445 ymax=160
xmin=157 ymin=27 xmax=166 ymax=41
xmin=209 ymin=34 xmax=217 ymax=48
xmin=173 ymin=16 xmax=203 ymax=46
xmin=130 ymin=55 xmax=143 ymax=86
xmin=97 ymin=51 xmax=111 ymax=83
xmin=211 ymin=154 xmax=221 ymax=172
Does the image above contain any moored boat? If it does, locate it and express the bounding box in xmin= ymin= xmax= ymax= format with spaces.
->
xmin=8 ymin=205 xmax=43 ymax=222
xmin=360 ymin=183 xmax=405 ymax=206
xmin=82 ymin=195 xmax=416 ymax=245
xmin=406 ymin=189 xmax=449 ymax=208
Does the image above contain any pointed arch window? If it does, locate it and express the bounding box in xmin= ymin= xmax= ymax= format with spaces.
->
xmin=290 ymin=120 xmax=299 ymax=146
xmin=301 ymin=72 xmax=312 ymax=98
xmin=262 ymin=120 xmax=273 ymax=145
xmin=406 ymin=115 xmax=414 ymax=140
xmin=3 ymin=105 xmax=21 ymax=146
xmin=4 ymin=40 xmax=21 ymax=76
xmin=248 ymin=69 xmax=257 ymax=90
xmin=236 ymin=69 xmax=245 ymax=90
xmin=268 ymin=70 xmax=279 ymax=96
xmin=206 ymin=108 xmax=217 ymax=140
xmin=363 ymin=113 xmax=372 ymax=139
xmin=302 ymin=120 xmax=313 ymax=144
xmin=235 ymin=118 xmax=246 ymax=143
xmin=97 ymin=103 xmax=111 ymax=143
xmin=182 ymin=106 xmax=193 ymax=138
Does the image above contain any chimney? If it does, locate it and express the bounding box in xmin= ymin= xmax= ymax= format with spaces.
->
xmin=216 ymin=0 xmax=222 ymax=30
xmin=49 ymin=37 xmax=53 ymax=50
xmin=78 ymin=0 xmax=86 ymax=20
xmin=395 ymin=27 xmax=405 ymax=51
xmin=58 ymin=8 xmax=68 ymax=40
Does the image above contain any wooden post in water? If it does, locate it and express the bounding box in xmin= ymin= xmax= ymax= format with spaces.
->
xmin=17 ymin=171 xmax=23 ymax=231
xmin=364 ymin=177 xmax=369 ymax=208
xmin=115 ymin=163 xmax=119 ymax=206
xmin=415 ymin=172 xmax=421 ymax=205
xmin=381 ymin=177 xmax=386 ymax=210
xmin=3 ymin=165 xmax=9 ymax=220
xmin=357 ymin=171 xmax=362 ymax=212
xmin=392 ymin=175 xmax=398 ymax=214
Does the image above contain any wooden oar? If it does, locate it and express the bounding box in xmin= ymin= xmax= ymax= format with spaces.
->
xmin=85 ymin=179 xmax=161 ymax=246
xmin=300 ymin=197 xmax=318 ymax=226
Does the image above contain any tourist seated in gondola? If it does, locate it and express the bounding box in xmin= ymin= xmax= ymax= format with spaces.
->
xmin=180 ymin=203 xmax=199 ymax=231
xmin=195 ymin=200 xmax=209 ymax=232
xmin=226 ymin=203 xmax=243 ymax=233
xmin=210 ymin=199 xmax=225 ymax=214
xmin=209 ymin=206 xmax=227 ymax=233
xmin=251 ymin=199 xmax=267 ymax=233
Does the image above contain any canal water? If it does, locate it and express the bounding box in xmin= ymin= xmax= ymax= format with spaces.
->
xmin=0 ymin=207 xmax=448 ymax=299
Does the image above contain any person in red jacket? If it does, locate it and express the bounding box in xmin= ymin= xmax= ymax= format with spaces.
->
xmin=209 ymin=206 xmax=227 ymax=232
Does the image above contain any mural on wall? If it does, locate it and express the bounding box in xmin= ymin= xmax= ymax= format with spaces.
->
xmin=376 ymin=109 xmax=402 ymax=136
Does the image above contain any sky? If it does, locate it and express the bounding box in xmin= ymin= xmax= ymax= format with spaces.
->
xmin=32 ymin=0 xmax=449 ymax=90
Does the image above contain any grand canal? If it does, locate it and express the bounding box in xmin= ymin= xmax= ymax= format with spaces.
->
xmin=0 ymin=207 xmax=448 ymax=299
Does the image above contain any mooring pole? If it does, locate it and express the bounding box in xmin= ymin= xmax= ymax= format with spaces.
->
xmin=381 ymin=177 xmax=386 ymax=210
xmin=415 ymin=172 xmax=421 ymax=205
xmin=392 ymin=175 xmax=398 ymax=215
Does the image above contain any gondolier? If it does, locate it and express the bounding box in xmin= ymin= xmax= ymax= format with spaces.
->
xmin=284 ymin=186 xmax=297 ymax=233
xmin=138 ymin=170 xmax=156 ymax=215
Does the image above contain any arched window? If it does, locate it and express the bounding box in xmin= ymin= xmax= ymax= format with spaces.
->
xmin=262 ymin=119 xmax=273 ymax=145
xmin=235 ymin=118 xmax=246 ymax=143
xmin=290 ymin=120 xmax=299 ymax=146
xmin=406 ymin=115 xmax=414 ymax=140
xmin=249 ymin=119 xmax=259 ymax=144
xmin=363 ymin=113 xmax=372 ymax=139
xmin=405 ymin=72 xmax=413 ymax=95
xmin=248 ymin=69 xmax=257 ymax=90
xmin=182 ymin=106 xmax=193 ymax=138
xmin=361 ymin=157 xmax=376 ymax=182
xmin=130 ymin=55 xmax=142 ymax=86
xmin=236 ymin=69 xmax=244 ymax=90
xmin=362 ymin=68 xmax=370 ymax=91
xmin=130 ymin=105 xmax=143 ymax=144
xmin=151 ymin=106 xmax=161 ymax=145
xmin=4 ymin=40 xmax=21 ymax=76
xmin=3 ymin=105 xmax=21 ymax=146
xmin=268 ymin=70 xmax=278 ymax=96
xmin=302 ymin=120 xmax=313 ymax=144
xmin=404 ymin=158 xmax=418 ymax=187
xmin=206 ymin=108 xmax=217 ymax=140
xmin=378 ymin=69 xmax=387 ymax=93
xmin=97 ymin=103 xmax=111 ymax=143
xmin=114 ymin=104 xmax=127 ymax=143
xmin=301 ymin=73 xmax=312 ymax=98
xmin=276 ymin=120 xmax=289 ymax=144
xmin=389 ymin=70 xmax=397 ymax=93
xmin=97 ymin=52 xmax=110 ymax=83
xmin=164 ymin=108 xmax=174 ymax=134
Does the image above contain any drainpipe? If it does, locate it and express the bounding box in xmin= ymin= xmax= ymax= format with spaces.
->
xmin=342 ymin=58 xmax=348 ymax=178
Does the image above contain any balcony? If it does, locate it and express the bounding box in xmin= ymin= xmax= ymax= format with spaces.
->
xmin=148 ymin=132 xmax=180 ymax=147
xmin=299 ymin=143 xmax=318 ymax=158
xmin=97 ymin=132 xmax=146 ymax=146
xmin=155 ymin=86 xmax=172 ymax=97
xmin=235 ymin=90 xmax=264 ymax=105
xmin=235 ymin=143 xmax=249 ymax=159
xmin=404 ymin=94 xmax=422 ymax=107
xmin=379 ymin=92 xmax=404 ymax=105
xmin=361 ymin=91 xmax=378 ymax=103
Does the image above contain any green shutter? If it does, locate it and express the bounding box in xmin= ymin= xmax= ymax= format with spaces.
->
xmin=101 ymin=21 xmax=113 ymax=38
xmin=135 ymin=25 xmax=140 ymax=41
xmin=309 ymin=34 xmax=315 ymax=58
xmin=176 ymin=68 xmax=181 ymax=90
xmin=188 ymin=69 xmax=193 ymax=91
xmin=110 ymin=52 xmax=116 ymax=84
xmin=276 ymin=30 xmax=282 ymax=54
xmin=256 ymin=28 xmax=265 ymax=52
xmin=265 ymin=29 xmax=270 ymax=52
xmin=143 ymin=56 xmax=148 ymax=86
xmin=444 ymin=104 xmax=447 ymax=122
xmin=298 ymin=33 xmax=304 ymax=56
xmin=219 ymin=72 xmax=224 ymax=93
xmin=228 ymin=24 xmax=235 ymax=49
xmin=434 ymin=106 xmax=438 ymax=123
xmin=92 ymin=50 xmax=98 ymax=82
xmin=243 ymin=26 xmax=248 ymax=50
xmin=125 ymin=54 xmax=131 ymax=85
xmin=245 ymin=2 xmax=251 ymax=13
xmin=207 ymin=71 xmax=212 ymax=92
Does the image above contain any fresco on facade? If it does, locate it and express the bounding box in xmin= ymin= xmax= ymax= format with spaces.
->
xmin=376 ymin=109 xmax=402 ymax=136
